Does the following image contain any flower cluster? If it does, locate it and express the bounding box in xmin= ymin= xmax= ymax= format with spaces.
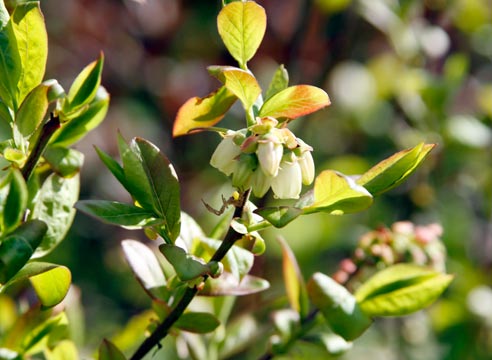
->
xmin=210 ymin=117 xmax=314 ymax=199
xmin=333 ymin=221 xmax=446 ymax=284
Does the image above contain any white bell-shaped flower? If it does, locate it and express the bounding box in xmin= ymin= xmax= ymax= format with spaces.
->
xmin=210 ymin=132 xmax=241 ymax=176
xmin=271 ymin=159 xmax=302 ymax=199
xmin=257 ymin=139 xmax=283 ymax=177
xmin=298 ymin=150 xmax=315 ymax=185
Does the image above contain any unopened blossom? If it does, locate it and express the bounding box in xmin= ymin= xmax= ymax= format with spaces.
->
xmin=210 ymin=131 xmax=241 ymax=175
xmin=271 ymin=159 xmax=302 ymax=199
xmin=298 ymin=150 xmax=315 ymax=185
xmin=251 ymin=168 xmax=272 ymax=198
xmin=231 ymin=154 xmax=255 ymax=190
xmin=257 ymin=139 xmax=283 ymax=177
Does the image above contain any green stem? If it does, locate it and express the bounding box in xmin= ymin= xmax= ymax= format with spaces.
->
xmin=21 ymin=113 xmax=60 ymax=181
xmin=247 ymin=220 xmax=271 ymax=232
xmin=130 ymin=189 xmax=251 ymax=360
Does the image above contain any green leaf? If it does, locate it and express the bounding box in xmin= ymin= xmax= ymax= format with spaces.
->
xmin=11 ymin=1 xmax=48 ymax=107
xmin=172 ymin=86 xmax=236 ymax=137
xmin=0 ymin=7 xmax=20 ymax=109
xmin=356 ymin=143 xmax=435 ymax=195
xmin=258 ymin=85 xmax=330 ymax=121
xmin=30 ymin=173 xmax=79 ymax=258
xmin=304 ymin=170 xmax=373 ymax=215
xmin=307 ymin=272 xmax=372 ymax=341
xmin=99 ymin=339 xmax=127 ymax=360
xmin=174 ymin=312 xmax=220 ymax=334
xmin=44 ymin=146 xmax=84 ymax=178
xmin=254 ymin=206 xmax=302 ymax=228
xmin=121 ymin=240 xmax=167 ymax=300
xmin=0 ymin=220 xmax=47 ymax=284
xmin=120 ymin=137 xmax=181 ymax=241
xmin=76 ymin=200 xmax=159 ymax=229
xmin=217 ymin=1 xmax=266 ymax=68
xmin=29 ymin=265 xmax=71 ymax=308
xmin=21 ymin=311 xmax=68 ymax=355
xmin=159 ymin=244 xmax=221 ymax=282
xmin=278 ymin=236 xmax=309 ymax=318
xmin=199 ymin=272 xmax=269 ymax=296
xmin=15 ymin=80 xmax=63 ymax=144
xmin=3 ymin=168 xmax=27 ymax=232
xmin=45 ymin=340 xmax=79 ymax=360
xmin=94 ymin=146 xmax=128 ymax=189
xmin=208 ymin=66 xmax=261 ymax=110
xmin=52 ymin=86 xmax=109 ymax=146
xmin=178 ymin=211 xmax=205 ymax=250
xmin=265 ymin=64 xmax=289 ymax=100
xmin=64 ymin=54 xmax=104 ymax=113
xmin=355 ymin=264 xmax=453 ymax=317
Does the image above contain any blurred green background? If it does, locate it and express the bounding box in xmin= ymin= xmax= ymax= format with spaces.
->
xmin=30 ymin=0 xmax=492 ymax=358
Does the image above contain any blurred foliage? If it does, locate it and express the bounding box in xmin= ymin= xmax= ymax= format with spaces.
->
xmin=14 ymin=0 xmax=490 ymax=358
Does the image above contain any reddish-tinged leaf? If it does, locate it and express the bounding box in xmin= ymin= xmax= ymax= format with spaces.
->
xmin=173 ymin=86 xmax=237 ymax=137
xmin=259 ymin=85 xmax=330 ymax=121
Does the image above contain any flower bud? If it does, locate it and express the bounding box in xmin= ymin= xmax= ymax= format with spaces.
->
xmin=210 ymin=132 xmax=241 ymax=176
xmin=271 ymin=160 xmax=302 ymax=199
xmin=231 ymin=154 xmax=256 ymax=190
xmin=251 ymin=169 xmax=272 ymax=197
xmin=257 ymin=139 xmax=283 ymax=177
xmin=298 ymin=150 xmax=315 ymax=185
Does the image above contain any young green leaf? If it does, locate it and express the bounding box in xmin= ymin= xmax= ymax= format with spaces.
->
xmin=10 ymin=1 xmax=48 ymax=107
xmin=278 ymin=236 xmax=309 ymax=318
xmin=254 ymin=206 xmax=302 ymax=228
xmin=63 ymin=54 xmax=104 ymax=114
xmin=121 ymin=240 xmax=167 ymax=300
xmin=217 ymin=1 xmax=266 ymax=68
xmin=174 ymin=312 xmax=220 ymax=334
xmin=173 ymin=86 xmax=237 ymax=137
xmin=15 ymin=80 xmax=63 ymax=142
xmin=75 ymin=200 xmax=159 ymax=229
xmin=30 ymin=173 xmax=79 ymax=258
xmin=21 ymin=311 xmax=68 ymax=354
xmin=307 ymin=272 xmax=372 ymax=341
xmin=356 ymin=143 xmax=435 ymax=195
xmin=121 ymin=137 xmax=181 ymax=241
xmin=43 ymin=146 xmax=84 ymax=178
xmin=304 ymin=170 xmax=373 ymax=215
xmin=0 ymin=219 xmax=47 ymax=284
xmin=29 ymin=265 xmax=71 ymax=308
xmin=258 ymin=85 xmax=330 ymax=121
xmin=159 ymin=244 xmax=221 ymax=282
xmin=0 ymin=7 xmax=20 ymax=110
xmin=265 ymin=64 xmax=289 ymax=100
xmin=99 ymin=339 xmax=127 ymax=360
xmin=208 ymin=66 xmax=261 ymax=110
xmin=355 ymin=264 xmax=453 ymax=317
xmin=94 ymin=146 xmax=128 ymax=190
xmin=3 ymin=168 xmax=27 ymax=232
xmin=199 ymin=272 xmax=269 ymax=296
xmin=51 ymin=86 xmax=109 ymax=147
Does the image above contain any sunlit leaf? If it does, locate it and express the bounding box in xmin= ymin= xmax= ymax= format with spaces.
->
xmin=173 ymin=86 xmax=236 ymax=137
xmin=199 ymin=272 xmax=269 ymax=296
xmin=29 ymin=265 xmax=71 ymax=308
xmin=355 ymin=264 xmax=453 ymax=317
xmin=121 ymin=240 xmax=167 ymax=300
xmin=307 ymin=272 xmax=372 ymax=340
xmin=52 ymin=86 xmax=109 ymax=147
xmin=217 ymin=1 xmax=266 ymax=67
xmin=30 ymin=173 xmax=79 ymax=258
xmin=45 ymin=340 xmax=79 ymax=360
xmin=76 ymin=200 xmax=158 ymax=229
xmin=11 ymin=2 xmax=48 ymax=107
xmin=0 ymin=220 xmax=47 ymax=284
xmin=21 ymin=311 xmax=68 ymax=355
xmin=278 ymin=236 xmax=309 ymax=318
xmin=357 ymin=143 xmax=435 ymax=195
xmin=304 ymin=170 xmax=373 ymax=215
xmin=208 ymin=66 xmax=261 ymax=110
xmin=64 ymin=54 xmax=104 ymax=113
xmin=174 ymin=312 xmax=220 ymax=334
xmin=94 ymin=146 xmax=128 ymax=189
xmin=0 ymin=6 xmax=20 ymax=110
xmin=254 ymin=206 xmax=302 ymax=228
xmin=159 ymin=244 xmax=221 ymax=282
xmin=44 ymin=146 xmax=84 ymax=178
xmin=259 ymin=85 xmax=330 ymax=121
xmin=99 ymin=339 xmax=127 ymax=360
xmin=265 ymin=64 xmax=289 ymax=100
